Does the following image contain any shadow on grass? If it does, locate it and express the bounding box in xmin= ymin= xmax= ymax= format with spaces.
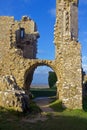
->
xmin=49 ymin=96 xmax=87 ymax=113
xmin=0 ymin=101 xmax=41 ymax=119
xmin=0 ymin=106 xmax=24 ymax=118
xmin=83 ymin=96 xmax=87 ymax=112
xmin=49 ymin=99 xmax=65 ymax=112
xmin=0 ymin=95 xmax=87 ymax=130
xmin=44 ymin=114 xmax=87 ymax=130
xmin=1 ymin=107 xmax=87 ymax=130
xmin=30 ymin=88 xmax=56 ymax=98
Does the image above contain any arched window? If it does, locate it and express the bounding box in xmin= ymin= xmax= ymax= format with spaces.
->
xmin=20 ymin=28 xmax=25 ymax=38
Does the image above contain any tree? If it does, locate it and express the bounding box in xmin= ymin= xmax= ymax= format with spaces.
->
xmin=48 ymin=71 xmax=57 ymax=88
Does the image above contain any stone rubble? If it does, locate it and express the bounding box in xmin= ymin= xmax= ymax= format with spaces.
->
xmin=0 ymin=75 xmax=30 ymax=112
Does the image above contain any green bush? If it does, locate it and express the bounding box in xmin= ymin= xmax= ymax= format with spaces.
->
xmin=48 ymin=71 xmax=57 ymax=88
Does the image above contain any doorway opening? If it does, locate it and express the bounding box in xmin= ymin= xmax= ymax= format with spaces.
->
xmin=30 ymin=66 xmax=57 ymax=98
xmin=24 ymin=63 xmax=58 ymax=99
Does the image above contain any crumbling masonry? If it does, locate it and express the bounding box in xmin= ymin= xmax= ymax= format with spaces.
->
xmin=0 ymin=0 xmax=82 ymax=110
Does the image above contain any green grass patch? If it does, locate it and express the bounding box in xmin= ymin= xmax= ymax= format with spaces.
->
xmin=49 ymin=99 xmax=87 ymax=119
xmin=1 ymin=92 xmax=87 ymax=130
xmin=29 ymin=101 xmax=42 ymax=114
xmin=49 ymin=99 xmax=65 ymax=112
xmin=30 ymin=88 xmax=56 ymax=98
xmin=1 ymin=106 xmax=87 ymax=130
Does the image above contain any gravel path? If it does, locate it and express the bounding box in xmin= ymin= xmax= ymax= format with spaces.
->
xmin=22 ymin=97 xmax=54 ymax=123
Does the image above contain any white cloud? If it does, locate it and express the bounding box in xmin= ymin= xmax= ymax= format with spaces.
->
xmin=82 ymin=56 xmax=87 ymax=73
xmin=82 ymin=64 xmax=87 ymax=73
xmin=82 ymin=56 xmax=87 ymax=63
xmin=34 ymin=66 xmax=53 ymax=74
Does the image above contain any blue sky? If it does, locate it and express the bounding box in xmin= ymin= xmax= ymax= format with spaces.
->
xmin=0 ymin=0 xmax=87 ymax=84
xmin=79 ymin=0 xmax=87 ymax=72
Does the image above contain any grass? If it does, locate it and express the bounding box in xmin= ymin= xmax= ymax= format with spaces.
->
xmin=49 ymin=99 xmax=87 ymax=118
xmin=49 ymin=99 xmax=65 ymax=112
xmin=30 ymin=87 xmax=56 ymax=98
xmin=1 ymin=88 xmax=87 ymax=130
xmin=1 ymin=106 xmax=87 ymax=130
xmin=29 ymin=101 xmax=42 ymax=114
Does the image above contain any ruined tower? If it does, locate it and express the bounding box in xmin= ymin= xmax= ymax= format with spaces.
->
xmin=54 ymin=0 xmax=82 ymax=109
xmin=0 ymin=16 xmax=40 ymax=88
xmin=54 ymin=0 xmax=79 ymax=51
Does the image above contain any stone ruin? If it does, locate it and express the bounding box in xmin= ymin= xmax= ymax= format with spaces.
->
xmin=0 ymin=0 xmax=83 ymax=111
xmin=0 ymin=15 xmax=39 ymax=112
xmin=0 ymin=75 xmax=30 ymax=112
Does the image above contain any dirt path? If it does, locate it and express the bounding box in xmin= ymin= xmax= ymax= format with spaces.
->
xmin=34 ymin=97 xmax=54 ymax=113
xmin=22 ymin=97 xmax=54 ymax=123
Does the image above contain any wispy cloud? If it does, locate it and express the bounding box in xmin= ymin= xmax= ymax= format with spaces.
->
xmin=82 ymin=64 xmax=87 ymax=73
xmin=37 ymin=49 xmax=52 ymax=55
xmin=80 ymin=0 xmax=87 ymax=4
xmin=34 ymin=66 xmax=53 ymax=74
xmin=82 ymin=56 xmax=87 ymax=73
xmin=37 ymin=50 xmax=47 ymax=54
xmin=82 ymin=56 xmax=87 ymax=63
xmin=49 ymin=8 xmax=56 ymax=17
xmin=83 ymin=39 xmax=87 ymax=43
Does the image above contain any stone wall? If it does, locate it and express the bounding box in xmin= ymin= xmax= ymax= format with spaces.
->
xmin=0 ymin=75 xmax=30 ymax=112
xmin=55 ymin=41 xmax=82 ymax=109
xmin=0 ymin=16 xmax=40 ymax=87
xmin=54 ymin=0 xmax=82 ymax=109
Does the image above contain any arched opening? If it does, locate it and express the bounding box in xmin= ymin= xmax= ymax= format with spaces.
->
xmin=31 ymin=66 xmax=53 ymax=87
xmin=24 ymin=62 xmax=58 ymax=99
xmin=31 ymin=66 xmax=57 ymax=98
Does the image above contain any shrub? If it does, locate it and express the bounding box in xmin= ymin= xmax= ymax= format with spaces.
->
xmin=48 ymin=71 xmax=57 ymax=88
